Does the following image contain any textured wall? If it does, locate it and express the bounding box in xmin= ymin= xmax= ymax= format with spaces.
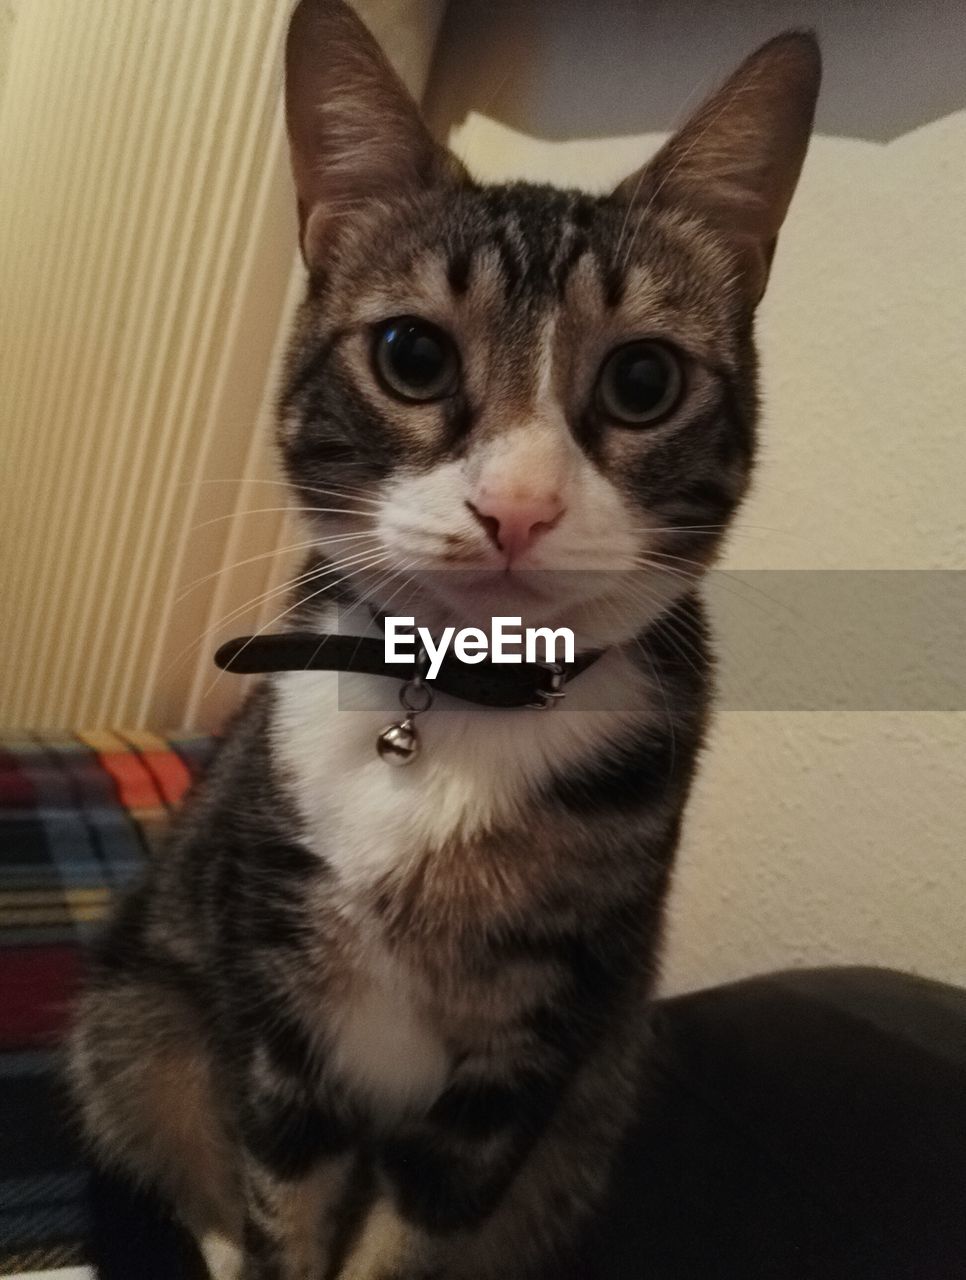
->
xmin=0 ymin=0 xmax=445 ymax=731
xmin=0 ymin=2 xmax=16 ymax=115
xmin=427 ymin=0 xmax=966 ymax=992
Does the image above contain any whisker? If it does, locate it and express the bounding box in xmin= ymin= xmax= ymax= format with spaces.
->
xmin=632 ymin=558 xmax=701 ymax=586
xmin=598 ymin=598 xmax=678 ymax=786
xmin=632 ymin=555 xmax=800 ymax=622
xmin=174 ymin=531 xmax=379 ymax=603
xmin=364 ymin=561 xmax=419 ymax=624
xmin=646 ymin=521 xmax=814 ymax=544
xmin=199 ymin=550 xmax=393 ymax=677
xmin=163 ymin=547 xmax=388 ymax=678
xmin=636 ymin=634 xmax=678 ymax=781
xmin=192 ymin=506 xmax=377 ymax=531
xmin=619 ymin=583 xmax=708 ymax=677
xmin=636 ymin=549 xmax=712 ymax=573
xmin=334 ymin=558 xmax=419 ymax=674
xmin=205 ymin=551 xmax=395 ymax=695
xmin=191 ymin=477 xmax=384 ymax=507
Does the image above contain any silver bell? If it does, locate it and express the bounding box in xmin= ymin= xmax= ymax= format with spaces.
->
xmin=377 ymin=648 xmax=432 ymax=766
xmin=376 ymin=716 xmax=420 ymax=766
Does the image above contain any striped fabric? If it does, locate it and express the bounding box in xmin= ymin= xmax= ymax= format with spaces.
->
xmin=0 ymin=732 xmax=215 ymax=1274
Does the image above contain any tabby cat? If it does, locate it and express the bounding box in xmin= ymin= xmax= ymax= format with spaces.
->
xmin=70 ymin=3 xmax=820 ymax=1277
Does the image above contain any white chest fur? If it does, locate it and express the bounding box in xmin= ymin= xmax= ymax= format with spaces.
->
xmin=270 ymin=650 xmax=650 ymax=1112
xmin=326 ymin=939 xmax=450 ymax=1116
xmin=271 ymin=649 xmax=649 ymax=890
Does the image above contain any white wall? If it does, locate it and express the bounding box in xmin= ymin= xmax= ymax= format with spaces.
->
xmin=426 ymin=0 xmax=966 ymax=992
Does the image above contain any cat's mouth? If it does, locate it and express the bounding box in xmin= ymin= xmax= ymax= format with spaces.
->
xmin=346 ymin=534 xmax=692 ymax=648
xmin=417 ymin=565 xmax=581 ymax=616
xmin=367 ymin=563 xmax=655 ymax=650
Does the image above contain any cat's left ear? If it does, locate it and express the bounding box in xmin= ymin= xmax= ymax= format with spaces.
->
xmin=614 ymin=31 xmax=821 ymax=305
xmin=285 ymin=0 xmax=466 ymax=267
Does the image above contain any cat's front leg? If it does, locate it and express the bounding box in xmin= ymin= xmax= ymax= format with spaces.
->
xmin=337 ymin=1094 xmax=551 ymax=1280
xmin=336 ymin=1192 xmax=441 ymax=1280
xmin=236 ymin=1034 xmax=357 ymax=1279
xmin=239 ymin=1154 xmax=353 ymax=1280
xmin=338 ymin=1039 xmax=642 ymax=1280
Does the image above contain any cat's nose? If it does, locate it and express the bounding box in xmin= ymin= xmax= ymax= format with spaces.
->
xmin=466 ymin=491 xmax=565 ymax=562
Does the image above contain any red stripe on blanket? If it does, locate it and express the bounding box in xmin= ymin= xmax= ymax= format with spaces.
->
xmin=0 ymin=747 xmax=36 ymax=807
xmin=89 ymin=748 xmax=163 ymax=811
xmin=0 ymin=945 xmax=82 ymax=1048
xmin=138 ymin=749 xmax=193 ymax=807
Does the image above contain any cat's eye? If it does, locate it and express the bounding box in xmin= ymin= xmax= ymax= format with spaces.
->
xmin=596 ymin=340 xmax=683 ymax=426
xmin=373 ymin=316 xmax=459 ymax=403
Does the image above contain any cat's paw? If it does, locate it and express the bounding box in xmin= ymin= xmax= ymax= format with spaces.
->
xmin=200 ymin=1233 xmax=244 ymax=1280
xmin=340 ymin=1263 xmax=442 ymax=1280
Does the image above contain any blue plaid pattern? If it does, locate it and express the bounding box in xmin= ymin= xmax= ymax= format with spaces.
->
xmin=0 ymin=732 xmax=215 ymax=1273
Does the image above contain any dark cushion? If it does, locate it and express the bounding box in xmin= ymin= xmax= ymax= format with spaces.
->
xmin=578 ymin=966 xmax=966 ymax=1279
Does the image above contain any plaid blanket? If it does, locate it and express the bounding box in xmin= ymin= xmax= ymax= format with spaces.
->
xmin=0 ymin=732 xmax=215 ymax=1274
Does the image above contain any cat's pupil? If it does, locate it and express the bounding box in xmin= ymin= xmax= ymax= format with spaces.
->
xmin=615 ymin=349 xmax=667 ymax=413
xmin=375 ymin=317 xmax=457 ymax=402
xmin=387 ymin=323 xmax=443 ymax=387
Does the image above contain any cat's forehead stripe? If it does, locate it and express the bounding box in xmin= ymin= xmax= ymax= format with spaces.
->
xmin=446 ymin=249 xmax=471 ymax=296
xmin=443 ymin=186 xmax=611 ymax=304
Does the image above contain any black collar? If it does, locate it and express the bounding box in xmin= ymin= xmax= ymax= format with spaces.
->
xmin=214 ymin=632 xmax=604 ymax=709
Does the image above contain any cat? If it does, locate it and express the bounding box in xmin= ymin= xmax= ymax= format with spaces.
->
xmin=69 ymin=3 xmax=820 ymax=1277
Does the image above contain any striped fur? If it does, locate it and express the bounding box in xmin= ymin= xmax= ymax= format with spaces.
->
xmin=70 ymin=3 xmax=820 ymax=1277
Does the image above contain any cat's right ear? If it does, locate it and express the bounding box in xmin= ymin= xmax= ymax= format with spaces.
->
xmin=614 ymin=31 xmax=821 ymax=305
xmin=285 ymin=0 xmax=464 ymax=267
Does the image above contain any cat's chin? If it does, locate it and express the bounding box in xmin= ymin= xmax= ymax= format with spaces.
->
xmin=406 ymin=568 xmax=592 ymax=633
xmin=361 ymin=566 xmax=688 ymax=654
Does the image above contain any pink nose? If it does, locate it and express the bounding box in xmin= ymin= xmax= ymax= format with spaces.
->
xmin=467 ymin=491 xmax=565 ymax=562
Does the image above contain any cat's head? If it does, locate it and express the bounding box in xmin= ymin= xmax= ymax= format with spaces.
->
xmin=278 ymin=0 xmax=820 ymax=645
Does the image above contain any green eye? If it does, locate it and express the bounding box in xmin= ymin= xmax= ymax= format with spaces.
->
xmin=597 ymin=340 xmax=683 ymax=426
xmin=373 ymin=316 xmax=459 ymax=402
